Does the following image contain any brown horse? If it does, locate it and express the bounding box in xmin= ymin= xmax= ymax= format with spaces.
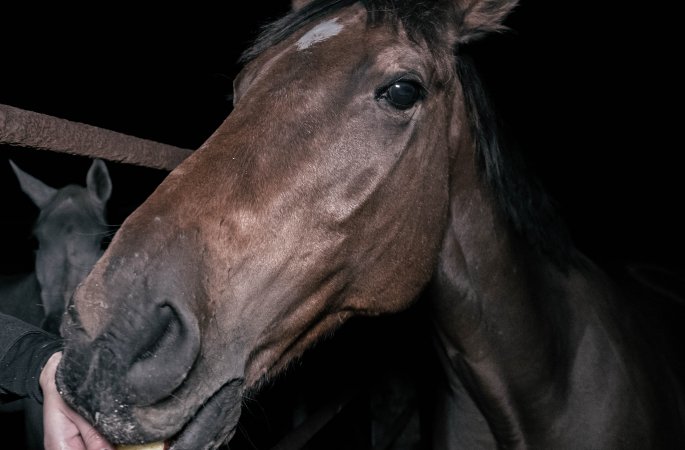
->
xmin=57 ymin=1 xmax=685 ymax=449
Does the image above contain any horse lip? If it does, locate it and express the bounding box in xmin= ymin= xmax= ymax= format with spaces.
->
xmin=165 ymin=377 xmax=244 ymax=450
xmin=57 ymin=349 xmax=244 ymax=448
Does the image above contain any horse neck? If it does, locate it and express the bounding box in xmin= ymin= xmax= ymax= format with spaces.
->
xmin=428 ymin=138 xmax=685 ymax=446
xmin=428 ymin=137 xmax=642 ymax=445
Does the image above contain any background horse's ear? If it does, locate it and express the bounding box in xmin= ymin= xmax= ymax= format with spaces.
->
xmin=291 ymin=0 xmax=314 ymax=12
xmin=86 ymin=158 xmax=112 ymax=205
xmin=452 ymin=0 xmax=518 ymax=44
xmin=9 ymin=159 xmax=58 ymax=209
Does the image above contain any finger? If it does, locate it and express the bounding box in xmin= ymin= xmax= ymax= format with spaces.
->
xmin=65 ymin=404 xmax=115 ymax=450
xmin=42 ymin=408 xmax=85 ymax=450
xmin=81 ymin=426 xmax=115 ymax=450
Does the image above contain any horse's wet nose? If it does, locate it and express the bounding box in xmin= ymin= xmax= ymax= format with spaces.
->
xmin=125 ymin=302 xmax=200 ymax=405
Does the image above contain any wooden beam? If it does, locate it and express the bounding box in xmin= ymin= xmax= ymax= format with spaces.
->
xmin=0 ymin=103 xmax=193 ymax=171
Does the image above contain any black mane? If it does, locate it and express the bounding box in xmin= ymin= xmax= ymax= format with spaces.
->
xmin=456 ymin=54 xmax=574 ymax=266
xmin=241 ymin=0 xmax=574 ymax=266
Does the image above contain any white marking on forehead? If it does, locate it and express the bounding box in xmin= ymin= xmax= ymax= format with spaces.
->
xmin=296 ymin=18 xmax=343 ymax=50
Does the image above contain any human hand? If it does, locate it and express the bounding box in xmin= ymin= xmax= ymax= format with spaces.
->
xmin=40 ymin=352 xmax=115 ymax=450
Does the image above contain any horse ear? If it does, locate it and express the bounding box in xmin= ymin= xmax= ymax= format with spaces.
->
xmin=291 ymin=0 xmax=314 ymax=11
xmin=86 ymin=158 xmax=112 ymax=205
xmin=452 ymin=0 xmax=519 ymax=44
xmin=9 ymin=159 xmax=58 ymax=209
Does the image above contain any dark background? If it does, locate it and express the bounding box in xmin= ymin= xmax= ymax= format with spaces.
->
xmin=0 ymin=1 xmax=681 ymax=448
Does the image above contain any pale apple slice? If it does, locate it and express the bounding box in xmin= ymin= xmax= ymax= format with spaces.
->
xmin=116 ymin=442 xmax=166 ymax=450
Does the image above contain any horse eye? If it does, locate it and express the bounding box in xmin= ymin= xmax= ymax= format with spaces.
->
xmin=383 ymin=80 xmax=422 ymax=110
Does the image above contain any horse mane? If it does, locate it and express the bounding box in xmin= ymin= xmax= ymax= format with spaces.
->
xmin=455 ymin=54 xmax=575 ymax=267
xmin=240 ymin=0 xmax=455 ymax=64
xmin=241 ymin=0 xmax=575 ymax=267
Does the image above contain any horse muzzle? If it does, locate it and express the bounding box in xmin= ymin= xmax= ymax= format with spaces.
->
xmin=56 ymin=281 xmax=245 ymax=449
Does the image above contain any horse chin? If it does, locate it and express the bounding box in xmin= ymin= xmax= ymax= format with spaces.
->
xmin=164 ymin=378 xmax=244 ymax=450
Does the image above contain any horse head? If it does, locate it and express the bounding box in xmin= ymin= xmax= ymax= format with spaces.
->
xmin=57 ymin=1 xmax=518 ymax=448
xmin=10 ymin=159 xmax=112 ymax=334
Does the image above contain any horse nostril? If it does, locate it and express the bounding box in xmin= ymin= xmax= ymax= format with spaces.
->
xmin=125 ymin=303 xmax=200 ymax=405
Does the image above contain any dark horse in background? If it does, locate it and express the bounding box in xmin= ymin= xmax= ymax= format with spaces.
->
xmin=56 ymin=0 xmax=685 ymax=448
xmin=0 ymin=158 xmax=112 ymax=334
xmin=0 ymin=158 xmax=112 ymax=450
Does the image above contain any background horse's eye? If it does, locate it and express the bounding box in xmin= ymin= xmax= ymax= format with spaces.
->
xmin=383 ymin=80 xmax=422 ymax=110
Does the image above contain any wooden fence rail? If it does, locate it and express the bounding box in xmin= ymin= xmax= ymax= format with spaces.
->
xmin=0 ymin=103 xmax=193 ymax=171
